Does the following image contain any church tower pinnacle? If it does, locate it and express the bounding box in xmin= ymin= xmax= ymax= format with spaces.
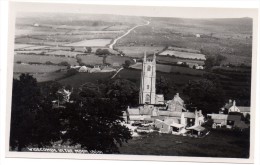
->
xmin=139 ymin=52 xmax=156 ymax=104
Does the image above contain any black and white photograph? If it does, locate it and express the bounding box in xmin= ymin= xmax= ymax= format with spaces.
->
xmin=4 ymin=1 xmax=258 ymax=163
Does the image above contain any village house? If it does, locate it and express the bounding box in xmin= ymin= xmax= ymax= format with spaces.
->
xmin=220 ymin=100 xmax=250 ymax=117
xmin=207 ymin=113 xmax=248 ymax=130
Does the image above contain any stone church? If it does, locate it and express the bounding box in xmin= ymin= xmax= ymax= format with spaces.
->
xmin=125 ymin=52 xmax=205 ymax=135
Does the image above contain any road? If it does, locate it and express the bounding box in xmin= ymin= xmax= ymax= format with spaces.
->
xmin=108 ymin=20 xmax=150 ymax=50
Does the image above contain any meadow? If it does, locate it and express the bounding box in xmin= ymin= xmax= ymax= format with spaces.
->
xmin=13 ymin=63 xmax=66 ymax=73
xmin=159 ymin=50 xmax=206 ymax=60
xmin=130 ymin=63 xmax=205 ymax=75
xmin=58 ymin=72 xmax=114 ymax=88
xmin=63 ymin=39 xmax=112 ymax=47
xmin=14 ymin=54 xmax=78 ymax=66
xmin=115 ymin=46 xmax=165 ymax=58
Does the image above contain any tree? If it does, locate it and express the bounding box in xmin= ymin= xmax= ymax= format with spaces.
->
xmin=85 ymin=47 xmax=92 ymax=53
xmin=95 ymin=49 xmax=110 ymax=56
xmin=10 ymin=74 xmax=61 ymax=151
xmin=123 ymin=60 xmax=131 ymax=68
xmin=205 ymin=56 xmax=215 ymax=69
xmin=61 ymin=82 xmax=132 ymax=153
xmin=156 ymin=76 xmax=170 ymax=98
xmin=106 ymin=79 xmax=139 ymax=109
xmin=183 ymin=79 xmax=225 ymax=114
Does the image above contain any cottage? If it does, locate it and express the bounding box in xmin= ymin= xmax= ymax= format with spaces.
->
xmin=167 ymin=93 xmax=185 ymax=112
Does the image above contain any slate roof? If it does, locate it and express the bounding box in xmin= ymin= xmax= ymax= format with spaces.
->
xmin=169 ymin=112 xmax=182 ymax=117
xmin=183 ymin=112 xmax=195 ymax=118
xmin=209 ymin=114 xmax=228 ymax=120
xmin=237 ymin=106 xmax=250 ymax=113
xmin=158 ymin=111 xmax=170 ymax=116
xmin=227 ymin=115 xmax=241 ymax=121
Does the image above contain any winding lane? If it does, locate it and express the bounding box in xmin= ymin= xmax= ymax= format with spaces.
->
xmin=108 ymin=20 xmax=150 ymax=50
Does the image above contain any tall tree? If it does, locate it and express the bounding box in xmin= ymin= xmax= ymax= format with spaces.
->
xmin=183 ymin=79 xmax=225 ymax=114
xmin=61 ymin=88 xmax=132 ymax=153
xmin=10 ymin=74 xmax=61 ymax=151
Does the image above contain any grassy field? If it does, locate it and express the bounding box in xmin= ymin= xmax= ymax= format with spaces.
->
xmin=13 ymin=63 xmax=66 ymax=73
xmin=13 ymin=72 xmax=67 ymax=82
xmin=58 ymin=72 xmax=114 ymax=88
xmin=106 ymin=55 xmax=134 ymax=65
xmin=14 ymin=54 xmax=78 ymax=65
xmin=115 ymin=46 xmax=165 ymax=58
xmin=118 ymin=130 xmax=249 ymax=158
xmin=159 ymin=50 xmax=206 ymax=60
xmin=130 ymin=63 xmax=205 ymax=75
xmin=115 ymin=17 xmax=252 ymax=66
xmin=155 ymin=56 xmax=205 ymax=65
xmin=77 ymin=54 xmax=104 ymax=65
xmin=64 ymin=39 xmax=112 ymax=47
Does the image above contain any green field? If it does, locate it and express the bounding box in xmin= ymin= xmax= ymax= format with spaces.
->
xmin=58 ymin=72 xmax=114 ymax=88
xmin=118 ymin=130 xmax=249 ymax=158
xmin=130 ymin=63 xmax=205 ymax=75
xmin=14 ymin=54 xmax=78 ymax=65
xmin=13 ymin=63 xmax=66 ymax=73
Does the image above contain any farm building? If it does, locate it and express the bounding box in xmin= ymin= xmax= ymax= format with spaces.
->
xmin=220 ymin=100 xmax=250 ymax=117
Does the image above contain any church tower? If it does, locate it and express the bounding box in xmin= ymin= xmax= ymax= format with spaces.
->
xmin=139 ymin=52 xmax=156 ymax=104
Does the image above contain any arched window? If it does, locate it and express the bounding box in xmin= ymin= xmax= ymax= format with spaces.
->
xmin=145 ymin=94 xmax=150 ymax=103
xmin=147 ymin=65 xmax=151 ymax=71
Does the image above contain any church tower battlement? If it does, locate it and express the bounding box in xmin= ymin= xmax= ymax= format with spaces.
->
xmin=139 ymin=52 xmax=156 ymax=104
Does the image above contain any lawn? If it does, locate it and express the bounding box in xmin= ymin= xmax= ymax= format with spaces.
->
xmin=118 ymin=130 xmax=250 ymax=158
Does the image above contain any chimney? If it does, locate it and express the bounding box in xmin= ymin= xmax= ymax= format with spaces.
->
xmin=176 ymin=93 xmax=179 ymax=97
xmin=143 ymin=51 xmax=147 ymax=62
xmin=233 ymin=100 xmax=236 ymax=106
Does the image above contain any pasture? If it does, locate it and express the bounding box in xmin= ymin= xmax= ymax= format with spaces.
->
xmin=159 ymin=50 xmax=206 ymax=60
xmin=115 ymin=17 xmax=252 ymax=66
xmin=13 ymin=63 xmax=66 ymax=73
xmin=64 ymin=39 xmax=112 ymax=47
xmin=106 ymin=55 xmax=134 ymax=65
xmin=45 ymin=50 xmax=86 ymax=57
xmin=155 ymin=56 xmax=205 ymax=65
xmin=130 ymin=63 xmax=205 ymax=75
xmin=58 ymin=72 xmax=114 ymax=88
xmin=13 ymin=72 xmax=66 ymax=82
xmin=14 ymin=54 xmax=78 ymax=66
xmin=115 ymin=46 xmax=165 ymax=58
xmin=77 ymin=54 xmax=103 ymax=65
